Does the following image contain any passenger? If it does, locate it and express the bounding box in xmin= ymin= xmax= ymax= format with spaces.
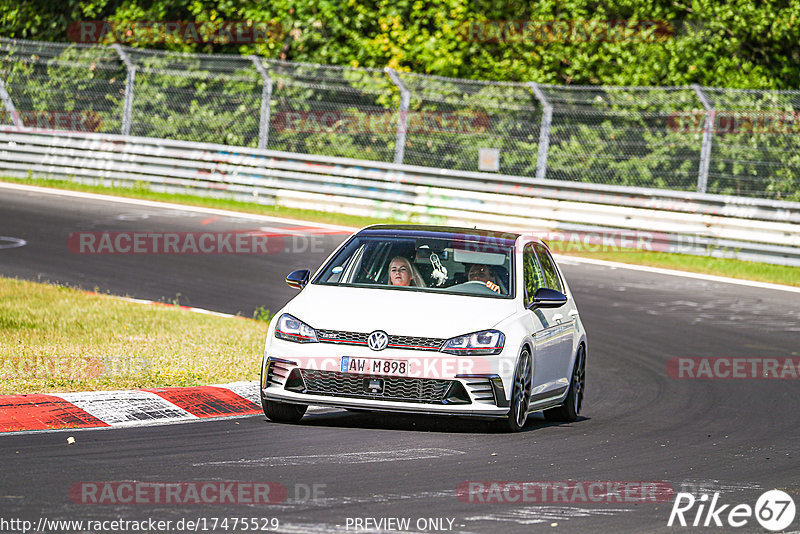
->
xmin=467 ymin=263 xmax=502 ymax=293
xmin=388 ymin=256 xmax=426 ymax=287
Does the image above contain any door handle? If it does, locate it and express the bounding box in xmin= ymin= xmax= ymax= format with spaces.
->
xmin=552 ymin=314 xmax=563 ymax=323
xmin=568 ymin=309 xmax=579 ymax=317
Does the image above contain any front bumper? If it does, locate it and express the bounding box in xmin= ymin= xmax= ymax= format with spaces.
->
xmin=262 ymin=356 xmax=512 ymax=418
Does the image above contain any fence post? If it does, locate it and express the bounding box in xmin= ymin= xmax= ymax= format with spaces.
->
xmin=249 ymin=55 xmax=273 ymax=150
xmin=112 ymin=44 xmax=135 ymax=136
xmin=0 ymin=76 xmax=22 ymax=128
xmin=528 ymin=82 xmax=553 ymax=180
xmin=385 ymin=68 xmax=410 ymax=165
xmin=692 ymin=84 xmax=713 ymax=194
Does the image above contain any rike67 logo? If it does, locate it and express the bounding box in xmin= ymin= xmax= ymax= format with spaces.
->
xmin=668 ymin=490 xmax=796 ymax=531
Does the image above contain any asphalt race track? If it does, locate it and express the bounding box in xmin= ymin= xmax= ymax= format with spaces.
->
xmin=1 ymin=184 xmax=799 ymax=533
xmin=0 ymin=184 xmax=347 ymax=315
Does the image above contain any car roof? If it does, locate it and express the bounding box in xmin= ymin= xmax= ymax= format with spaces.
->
xmin=356 ymin=224 xmax=523 ymax=244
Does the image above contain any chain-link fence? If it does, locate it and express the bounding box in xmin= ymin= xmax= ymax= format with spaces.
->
xmin=396 ymin=73 xmax=542 ymax=176
xmin=1 ymin=37 xmax=798 ymax=201
xmin=541 ymin=85 xmax=705 ymax=191
xmin=124 ymin=47 xmax=262 ymax=146
xmin=264 ymin=59 xmax=398 ymax=162
xmin=701 ymin=87 xmax=800 ymax=199
xmin=0 ymin=38 xmax=126 ymax=134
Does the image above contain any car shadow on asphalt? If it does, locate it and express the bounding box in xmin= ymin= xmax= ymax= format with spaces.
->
xmin=292 ymin=410 xmax=590 ymax=434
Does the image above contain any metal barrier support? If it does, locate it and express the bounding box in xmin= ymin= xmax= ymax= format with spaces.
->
xmin=250 ymin=55 xmax=273 ymax=150
xmin=112 ymin=44 xmax=136 ymax=137
xmin=528 ymin=82 xmax=553 ymax=181
xmin=692 ymin=84 xmax=714 ymax=195
xmin=385 ymin=68 xmax=410 ymax=165
xmin=0 ymin=76 xmax=21 ymax=128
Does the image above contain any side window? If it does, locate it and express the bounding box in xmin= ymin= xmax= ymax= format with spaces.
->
xmin=523 ymin=244 xmax=546 ymax=307
xmin=340 ymin=243 xmax=366 ymax=283
xmin=356 ymin=242 xmax=390 ymax=284
xmin=533 ymin=243 xmax=563 ymax=293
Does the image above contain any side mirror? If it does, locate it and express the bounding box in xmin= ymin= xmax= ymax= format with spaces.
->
xmin=527 ymin=287 xmax=567 ymax=309
xmin=285 ymin=269 xmax=310 ymax=290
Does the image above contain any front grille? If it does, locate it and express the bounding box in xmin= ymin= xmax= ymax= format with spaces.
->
xmin=264 ymin=360 xmax=288 ymax=387
xmin=317 ymin=330 xmax=368 ymax=345
xmin=465 ymin=378 xmax=496 ymax=404
xmin=316 ymin=330 xmax=444 ymax=351
xmin=298 ymin=369 xmax=453 ymax=404
xmin=388 ymin=335 xmax=444 ymax=350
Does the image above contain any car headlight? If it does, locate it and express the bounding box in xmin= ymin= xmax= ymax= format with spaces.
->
xmin=440 ymin=330 xmax=504 ymax=355
xmin=274 ymin=314 xmax=318 ymax=343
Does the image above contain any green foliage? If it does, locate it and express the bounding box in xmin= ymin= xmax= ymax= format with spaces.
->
xmin=2 ymin=0 xmax=798 ymax=88
xmin=252 ymin=305 xmax=273 ymax=323
xmin=0 ymin=1 xmax=798 ymax=200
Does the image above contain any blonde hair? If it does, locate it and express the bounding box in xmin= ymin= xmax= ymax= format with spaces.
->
xmin=388 ymin=256 xmax=427 ymax=287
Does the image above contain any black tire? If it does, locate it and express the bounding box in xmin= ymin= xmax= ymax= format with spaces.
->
xmin=259 ymin=362 xmax=307 ymax=423
xmin=261 ymin=395 xmax=307 ymax=423
xmin=499 ymin=348 xmax=533 ymax=432
xmin=544 ymin=345 xmax=585 ymax=423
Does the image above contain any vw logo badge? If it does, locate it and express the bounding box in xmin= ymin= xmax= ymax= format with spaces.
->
xmin=367 ymin=330 xmax=389 ymax=351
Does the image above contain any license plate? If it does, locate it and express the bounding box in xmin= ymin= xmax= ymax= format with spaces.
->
xmin=340 ymin=356 xmax=408 ymax=376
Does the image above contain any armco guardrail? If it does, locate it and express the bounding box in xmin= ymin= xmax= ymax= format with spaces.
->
xmin=1 ymin=127 xmax=799 ymax=266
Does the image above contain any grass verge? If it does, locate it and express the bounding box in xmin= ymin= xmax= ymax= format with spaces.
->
xmin=0 ymin=277 xmax=269 ymax=395
xmin=0 ymin=176 xmax=403 ymax=229
xmin=2 ymin=176 xmax=799 ymax=287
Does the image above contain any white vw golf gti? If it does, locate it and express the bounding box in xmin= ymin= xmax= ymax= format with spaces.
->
xmin=260 ymin=225 xmax=587 ymax=431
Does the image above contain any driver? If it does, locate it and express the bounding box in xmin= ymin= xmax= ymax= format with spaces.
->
xmin=467 ymin=263 xmax=502 ymax=293
xmin=388 ymin=256 xmax=427 ymax=287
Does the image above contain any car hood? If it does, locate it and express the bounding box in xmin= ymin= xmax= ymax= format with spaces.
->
xmin=283 ymin=284 xmax=518 ymax=339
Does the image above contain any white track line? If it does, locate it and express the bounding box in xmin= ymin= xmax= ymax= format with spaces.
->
xmin=196 ymin=448 xmax=466 ymax=467
xmin=111 ymin=295 xmax=239 ymax=318
xmin=3 ymin=181 xmax=796 ymax=294
xmin=555 ymin=255 xmax=800 ymax=294
xmin=0 ymin=181 xmax=356 ymax=232
xmin=465 ymin=506 xmax=634 ymax=526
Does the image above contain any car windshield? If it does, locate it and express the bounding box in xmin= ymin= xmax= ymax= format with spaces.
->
xmin=313 ymin=234 xmax=514 ymax=298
